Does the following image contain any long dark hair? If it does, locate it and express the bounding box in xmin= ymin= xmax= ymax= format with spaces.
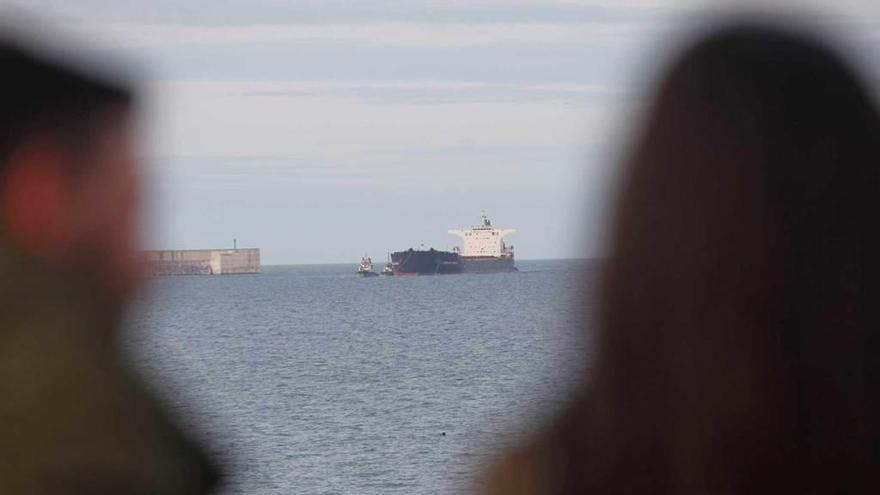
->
xmin=551 ymin=22 xmax=880 ymax=493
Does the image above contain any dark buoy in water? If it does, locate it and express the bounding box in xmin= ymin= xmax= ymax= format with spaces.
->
xmin=441 ymin=432 xmax=446 ymax=436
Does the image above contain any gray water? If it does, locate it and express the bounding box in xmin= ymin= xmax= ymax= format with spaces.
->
xmin=124 ymin=259 xmax=595 ymax=494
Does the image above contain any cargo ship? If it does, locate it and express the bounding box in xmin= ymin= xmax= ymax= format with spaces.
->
xmin=390 ymin=213 xmax=516 ymax=275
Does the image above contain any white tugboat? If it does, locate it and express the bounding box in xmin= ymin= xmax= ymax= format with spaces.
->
xmin=381 ymin=255 xmax=394 ymax=276
xmin=356 ymin=256 xmax=379 ymax=277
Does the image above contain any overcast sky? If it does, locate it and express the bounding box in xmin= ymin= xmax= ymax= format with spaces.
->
xmin=6 ymin=0 xmax=880 ymax=264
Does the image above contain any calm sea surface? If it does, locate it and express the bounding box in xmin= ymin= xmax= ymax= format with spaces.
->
xmin=124 ymin=259 xmax=596 ymax=494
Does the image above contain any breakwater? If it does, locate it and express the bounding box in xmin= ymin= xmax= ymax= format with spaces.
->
xmin=141 ymin=248 xmax=260 ymax=276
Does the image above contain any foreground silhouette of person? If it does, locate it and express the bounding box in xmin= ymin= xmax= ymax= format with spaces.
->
xmin=0 ymin=39 xmax=218 ymax=493
xmin=482 ymin=21 xmax=880 ymax=494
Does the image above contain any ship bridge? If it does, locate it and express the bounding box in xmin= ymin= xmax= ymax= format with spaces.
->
xmin=448 ymin=213 xmax=515 ymax=258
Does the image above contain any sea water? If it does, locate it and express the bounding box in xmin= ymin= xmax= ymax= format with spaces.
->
xmin=124 ymin=259 xmax=595 ymax=494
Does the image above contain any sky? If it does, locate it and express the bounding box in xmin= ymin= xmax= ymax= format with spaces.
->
xmin=5 ymin=1 xmax=880 ymax=264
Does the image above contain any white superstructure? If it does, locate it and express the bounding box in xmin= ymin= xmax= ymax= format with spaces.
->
xmin=448 ymin=213 xmax=516 ymax=258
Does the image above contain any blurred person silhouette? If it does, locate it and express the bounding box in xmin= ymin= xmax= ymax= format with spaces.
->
xmin=482 ymin=19 xmax=880 ymax=494
xmin=0 ymin=36 xmax=218 ymax=493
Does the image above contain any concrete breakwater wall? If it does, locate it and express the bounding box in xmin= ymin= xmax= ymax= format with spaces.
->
xmin=142 ymin=248 xmax=260 ymax=276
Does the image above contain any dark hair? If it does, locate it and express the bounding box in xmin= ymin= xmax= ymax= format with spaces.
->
xmin=546 ymin=22 xmax=880 ymax=494
xmin=0 ymin=37 xmax=133 ymax=166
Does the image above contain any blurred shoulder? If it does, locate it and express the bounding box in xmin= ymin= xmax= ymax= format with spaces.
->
xmin=479 ymin=439 xmax=559 ymax=495
xmin=479 ymin=397 xmax=595 ymax=495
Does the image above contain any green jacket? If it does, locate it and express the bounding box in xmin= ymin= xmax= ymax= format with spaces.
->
xmin=0 ymin=252 xmax=218 ymax=494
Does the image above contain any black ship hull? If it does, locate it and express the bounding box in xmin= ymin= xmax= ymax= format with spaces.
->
xmin=391 ymin=249 xmax=460 ymax=275
xmin=390 ymin=249 xmax=515 ymax=275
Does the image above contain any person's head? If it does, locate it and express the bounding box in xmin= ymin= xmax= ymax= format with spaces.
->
xmin=0 ymin=39 xmax=140 ymax=296
xmin=572 ymin=21 xmax=880 ymax=492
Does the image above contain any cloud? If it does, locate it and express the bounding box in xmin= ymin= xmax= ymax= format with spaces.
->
xmin=143 ymin=79 xmax=624 ymax=158
xmin=430 ymin=0 xmax=697 ymax=7
xmin=93 ymin=21 xmax=658 ymax=48
xmin=5 ymin=0 xmax=698 ymax=24
xmin=160 ymin=80 xmax=623 ymax=98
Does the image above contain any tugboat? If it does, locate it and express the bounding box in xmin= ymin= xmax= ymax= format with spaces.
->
xmin=381 ymin=256 xmax=394 ymax=276
xmin=356 ymin=256 xmax=379 ymax=277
